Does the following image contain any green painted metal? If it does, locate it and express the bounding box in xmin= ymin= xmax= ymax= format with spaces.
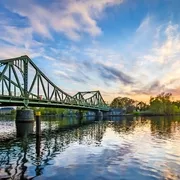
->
xmin=0 ymin=55 xmax=109 ymax=111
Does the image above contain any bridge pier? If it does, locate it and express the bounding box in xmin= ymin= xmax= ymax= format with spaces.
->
xmin=102 ymin=112 xmax=108 ymax=118
xmin=95 ymin=110 xmax=103 ymax=120
xmin=16 ymin=109 xmax=34 ymax=137
xmin=77 ymin=110 xmax=83 ymax=119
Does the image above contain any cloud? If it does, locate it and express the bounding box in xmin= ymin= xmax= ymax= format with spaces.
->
xmin=131 ymin=77 xmax=180 ymax=100
xmin=3 ymin=0 xmax=124 ymax=40
xmin=0 ymin=44 xmax=42 ymax=59
xmin=141 ymin=22 xmax=180 ymax=64
xmin=0 ymin=20 xmax=44 ymax=59
xmin=0 ymin=25 xmax=33 ymax=46
xmin=131 ymin=80 xmax=165 ymax=96
xmin=136 ymin=16 xmax=151 ymax=34
xmin=127 ymin=17 xmax=180 ymax=100
xmin=167 ymin=87 xmax=180 ymax=97
xmin=84 ymin=46 xmax=124 ymax=68
xmin=48 ymin=42 xmax=131 ymax=88
xmin=98 ymin=63 xmax=134 ymax=85
xmin=148 ymin=80 xmax=163 ymax=91
xmin=54 ymin=69 xmax=90 ymax=84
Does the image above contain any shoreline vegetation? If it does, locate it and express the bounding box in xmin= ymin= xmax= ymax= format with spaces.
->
xmin=110 ymin=92 xmax=180 ymax=116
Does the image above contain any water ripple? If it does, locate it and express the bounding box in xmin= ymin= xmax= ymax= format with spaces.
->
xmin=0 ymin=116 xmax=180 ymax=179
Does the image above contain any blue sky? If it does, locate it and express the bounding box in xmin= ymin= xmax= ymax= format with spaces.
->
xmin=0 ymin=0 xmax=180 ymax=102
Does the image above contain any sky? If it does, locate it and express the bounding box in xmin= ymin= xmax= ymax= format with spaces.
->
xmin=0 ymin=0 xmax=180 ymax=103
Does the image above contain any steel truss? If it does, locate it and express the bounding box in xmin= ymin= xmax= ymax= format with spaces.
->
xmin=0 ymin=55 xmax=109 ymax=111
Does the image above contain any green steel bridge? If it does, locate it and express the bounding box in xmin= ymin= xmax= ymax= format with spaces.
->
xmin=0 ymin=55 xmax=109 ymax=112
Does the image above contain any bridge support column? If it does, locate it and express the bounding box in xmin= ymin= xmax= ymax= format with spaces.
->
xmin=77 ymin=110 xmax=83 ymax=119
xmin=102 ymin=112 xmax=108 ymax=118
xmin=95 ymin=110 xmax=103 ymax=120
xmin=16 ymin=109 xmax=34 ymax=137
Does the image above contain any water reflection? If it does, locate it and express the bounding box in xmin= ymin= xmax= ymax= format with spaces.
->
xmin=0 ymin=117 xmax=107 ymax=179
xmin=150 ymin=116 xmax=180 ymax=139
xmin=0 ymin=116 xmax=180 ymax=179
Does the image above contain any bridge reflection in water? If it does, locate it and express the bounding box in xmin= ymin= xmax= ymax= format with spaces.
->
xmin=0 ymin=116 xmax=180 ymax=180
xmin=0 ymin=116 xmax=107 ymax=179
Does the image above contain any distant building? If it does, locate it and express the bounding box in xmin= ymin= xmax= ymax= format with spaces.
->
xmin=0 ymin=107 xmax=14 ymax=115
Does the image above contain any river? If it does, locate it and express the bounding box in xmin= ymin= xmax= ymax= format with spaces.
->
xmin=0 ymin=116 xmax=180 ymax=180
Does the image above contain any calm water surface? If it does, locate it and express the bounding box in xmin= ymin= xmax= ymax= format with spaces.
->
xmin=0 ymin=116 xmax=180 ymax=180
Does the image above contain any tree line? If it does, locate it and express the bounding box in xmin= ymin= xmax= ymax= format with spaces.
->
xmin=110 ymin=92 xmax=180 ymax=115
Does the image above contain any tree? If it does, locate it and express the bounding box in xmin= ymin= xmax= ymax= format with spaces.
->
xmin=110 ymin=97 xmax=136 ymax=113
xmin=149 ymin=92 xmax=175 ymax=115
xmin=172 ymin=100 xmax=180 ymax=109
xmin=136 ymin=101 xmax=149 ymax=111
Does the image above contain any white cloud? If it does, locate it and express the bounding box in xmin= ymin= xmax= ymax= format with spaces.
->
xmin=84 ymin=46 xmax=124 ymax=69
xmin=54 ymin=70 xmax=69 ymax=78
xmin=136 ymin=21 xmax=180 ymax=92
xmin=136 ymin=16 xmax=151 ymax=34
xmin=122 ymin=17 xmax=180 ymax=99
xmin=0 ymin=22 xmax=45 ymax=59
xmin=141 ymin=22 xmax=180 ymax=64
xmin=3 ymin=0 xmax=123 ymax=40
xmin=0 ymin=44 xmax=42 ymax=59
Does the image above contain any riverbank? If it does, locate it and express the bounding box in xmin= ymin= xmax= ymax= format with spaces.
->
xmin=110 ymin=111 xmax=180 ymax=117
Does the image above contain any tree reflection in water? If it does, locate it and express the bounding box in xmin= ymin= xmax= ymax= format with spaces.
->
xmin=150 ymin=116 xmax=180 ymax=139
xmin=0 ymin=116 xmax=180 ymax=179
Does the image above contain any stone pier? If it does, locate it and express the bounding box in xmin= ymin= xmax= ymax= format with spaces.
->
xmin=16 ymin=109 xmax=34 ymax=137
